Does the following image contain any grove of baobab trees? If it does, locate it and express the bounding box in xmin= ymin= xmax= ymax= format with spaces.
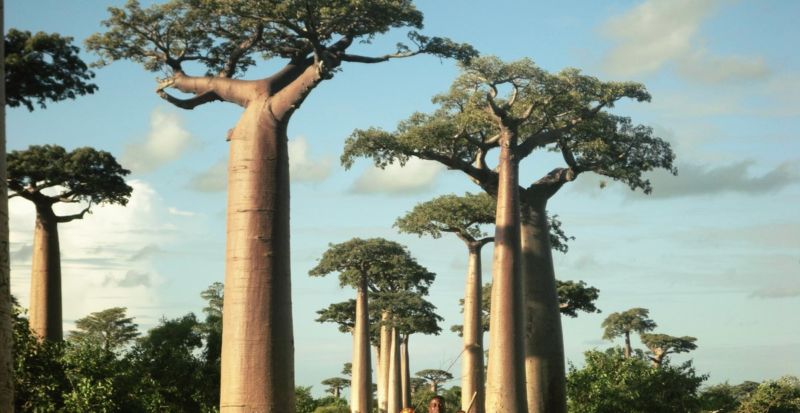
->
xmin=86 ymin=2 xmax=474 ymax=410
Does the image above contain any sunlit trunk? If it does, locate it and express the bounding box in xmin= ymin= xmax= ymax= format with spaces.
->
xmin=520 ymin=195 xmax=566 ymax=413
xmin=400 ymin=335 xmax=411 ymax=408
xmin=387 ymin=327 xmax=402 ymax=413
xmin=220 ymin=101 xmax=294 ymax=412
xmin=461 ymin=244 xmax=485 ymax=413
xmin=485 ymin=131 xmax=526 ymax=413
xmin=378 ymin=312 xmax=391 ymax=412
xmin=29 ymin=206 xmax=62 ymax=341
xmin=624 ymin=333 xmax=632 ymax=358
xmin=350 ymin=276 xmax=372 ymax=413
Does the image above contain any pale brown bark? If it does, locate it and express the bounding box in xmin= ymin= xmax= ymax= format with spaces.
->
xmin=0 ymin=0 xmax=14 ymax=404
xmin=378 ymin=312 xmax=391 ymax=413
xmin=519 ymin=194 xmax=567 ymax=413
xmin=387 ymin=327 xmax=402 ymax=413
xmin=485 ymin=131 xmax=526 ymax=413
xmin=461 ymin=243 xmax=486 ymax=413
xmin=624 ymin=332 xmax=632 ymax=358
xmin=351 ymin=278 xmax=372 ymax=413
xmin=400 ymin=335 xmax=411 ymax=409
xmin=28 ymin=206 xmax=62 ymax=341
xmin=220 ymin=99 xmax=294 ymax=412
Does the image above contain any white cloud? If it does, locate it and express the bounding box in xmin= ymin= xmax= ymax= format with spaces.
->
xmin=122 ymin=109 xmax=197 ymax=173
xmin=9 ymin=180 xmax=177 ymax=329
xmin=601 ymin=0 xmax=767 ymax=84
xmin=351 ymin=158 xmax=444 ymax=194
xmin=168 ymin=207 xmax=198 ymax=217
xmin=289 ymin=136 xmax=333 ymax=183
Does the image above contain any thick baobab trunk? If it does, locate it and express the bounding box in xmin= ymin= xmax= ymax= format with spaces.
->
xmin=0 ymin=1 xmax=13 ymax=404
xmin=400 ymin=335 xmax=411 ymax=408
xmin=520 ymin=195 xmax=567 ymax=413
xmin=461 ymin=244 xmax=485 ymax=413
xmin=351 ymin=277 xmax=372 ymax=413
xmin=29 ymin=206 xmax=62 ymax=341
xmin=485 ymin=131 xmax=526 ymax=413
xmin=378 ymin=312 xmax=391 ymax=412
xmin=220 ymin=101 xmax=294 ymax=412
xmin=387 ymin=327 xmax=402 ymax=413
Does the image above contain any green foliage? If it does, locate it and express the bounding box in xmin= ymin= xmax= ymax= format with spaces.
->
xmin=309 ymin=238 xmax=435 ymax=294
xmin=321 ymin=377 xmax=350 ymax=396
xmin=415 ymin=369 xmax=453 ymax=392
xmin=5 ymin=29 xmax=98 ymax=111
xmin=342 ymin=56 xmax=676 ymax=196
xmin=69 ymin=307 xmax=139 ymax=354
xmin=451 ymin=280 xmax=600 ymax=335
xmin=410 ymin=385 xmax=460 ymax=413
xmin=372 ymin=290 xmax=442 ymax=337
xmin=87 ymin=0 xmax=476 ymax=77
xmin=640 ymin=333 xmax=698 ymax=366
xmin=296 ymin=386 xmax=319 ymax=413
xmin=736 ymin=376 xmax=800 ymax=413
xmin=601 ymin=307 xmax=657 ymax=341
xmin=567 ymin=348 xmax=707 ymax=413
xmin=395 ymin=192 xmax=495 ymax=240
xmin=7 ymin=145 xmax=132 ymax=208
xmin=699 ymin=381 xmax=759 ymax=413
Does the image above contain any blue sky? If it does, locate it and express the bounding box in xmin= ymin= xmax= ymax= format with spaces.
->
xmin=6 ymin=0 xmax=799 ymax=395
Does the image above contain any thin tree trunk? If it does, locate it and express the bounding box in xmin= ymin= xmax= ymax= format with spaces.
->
xmin=485 ymin=131 xmax=526 ymax=413
xmin=351 ymin=277 xmax=372 ymax=413
xmin=28 ymin=206 xmax=62 ymax=341
xmin=0 ymin=0 xmax=14 ymax=404
xmin=220 ymin=101 xmax=294 ymax=412
xmin=378 ymin=312 xmax=391 ymax=413
xmin=387 ymin=327 xmax=402 ymax=413
xmin=519 ymin=195 xmax=566 ymax=413
xmin=400 ymin=335 xmax=411 ymax=409
xmin=624 ymin=332 xmax=632 ymax=358
xmin=461 ymin=244 xmax=485 ymax=413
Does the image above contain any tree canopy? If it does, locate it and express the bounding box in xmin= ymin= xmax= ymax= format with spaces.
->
xmin=640 ymin=333 xmax=698 ymax=367
xmin=7 ymin=145 xmax=132 ymax=215
xmin=601 ymin=308 xmax=657 ymax=342
xmin=68 ymin=307 xmax=139 ymax=354
xmin=4 ymin=29 xmax=98 ymax=111
xmin=342 ymin=56 xmax=675 ymax=199
xmin=309 ymin=237 xmax=434 ymax=294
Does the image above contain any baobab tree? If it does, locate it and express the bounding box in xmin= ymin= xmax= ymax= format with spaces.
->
xmin=310 ymin=238 xmax=434 ymax=413
xmin=2 ymin=24 xmax=99 ymax=406
xmin=87 ymin=3 xmax=473 ymax=410
xmin=640 ymin=333 xmax=698 ymax=368
xmin=342 ymin=56 xmax=675 ymax=413
xmin=7 ymin=145 xmax=132 ymax=341
xmin=415 ymin=369 xmax=453 ymax=394
xmin=322 ymin=377 xmax=350 ymax=399
xmin=602 ymin=308 xmax=657 ymax=358
xmin=68 ymin=307 xmax=139 ymax=354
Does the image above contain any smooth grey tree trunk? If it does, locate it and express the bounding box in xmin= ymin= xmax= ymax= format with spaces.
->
xmin=461 ymin=244 xmax=485 ymax=413
xmin=387 ymin=327 xmax=402 ymax=413
xmin=0 ymin=0 xmax=14 ymax=404
xmin=350 ymin=277 xmax=372 ymax=413
xmin=520 ymin=194 xmax=566 ymax=413
xmin=29 ymin=208 xmax=62 ymax=341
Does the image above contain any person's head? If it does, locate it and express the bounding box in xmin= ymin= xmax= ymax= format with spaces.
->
xmin=428 ymin=395 xmax=445 ymax=413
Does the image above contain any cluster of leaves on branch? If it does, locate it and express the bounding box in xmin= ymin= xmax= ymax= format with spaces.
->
xmin=4 ymin=29 xmax=98 ymax=111
xmin=602 ymin=307 xmax=698 ymax=366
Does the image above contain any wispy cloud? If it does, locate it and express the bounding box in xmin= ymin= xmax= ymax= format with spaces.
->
xmin=188 ymin=159 xmax=227 ymax=193
xmin=350 ymin=158 xmax=444 ymax=195
xmin=601 ymin=0 xmax=767 ymax=84
xmin=122 ymin=109 xmax=197 ymax=173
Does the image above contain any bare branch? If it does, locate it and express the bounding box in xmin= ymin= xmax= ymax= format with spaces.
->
xmin=157 ymin=89 xmax=221 ymax=110
xmin=55 ymin=203 xmax=92 ymax=223
xmin=340 ymin=51 xmax=419 ymax=64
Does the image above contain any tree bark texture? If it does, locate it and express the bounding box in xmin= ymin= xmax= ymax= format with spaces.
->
xmin=485 ymin=132 xmax=526 ymax=413
xmin=461 ymin=244 xmax=485 ymax=413
xmin=28 ymin=206 xmax=62 ymax=341
xmin=0 ymin=0 xmax=14 ymax=404
xmin=378 ymin=312 xmax=391 ymax=413
xmin=387 ymin=327 xmax=402 ymax=413
xmin=624 ymin=332 xmax=632 ymax=358
xmin=220 ymin=101 xmax=294 ymax=412
xmin=400 ymin=335 xmax=411 ymax=409
xmin=351 ymin=278 xmax=372 ymax=413
xmin=519 ymin=195 xmax=567 ymax=413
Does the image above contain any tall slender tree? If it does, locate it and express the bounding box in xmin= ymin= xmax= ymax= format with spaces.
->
xmin=68 ymin=307 xmax=139 ymax=354
xmin=310 ymin=238 xmax=434 ymax=413
xmin=88 ymin=3 xmax=473 ymax=410
xmin=3 ymin=25 xmax=99 ymax=404
xmin=602 ymin=308 xmax=657 ymax=358
xmin=7 ymin=145 xmax=132 ymax=341
xmin=342 ymin=56 xmax=675 ymax=413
